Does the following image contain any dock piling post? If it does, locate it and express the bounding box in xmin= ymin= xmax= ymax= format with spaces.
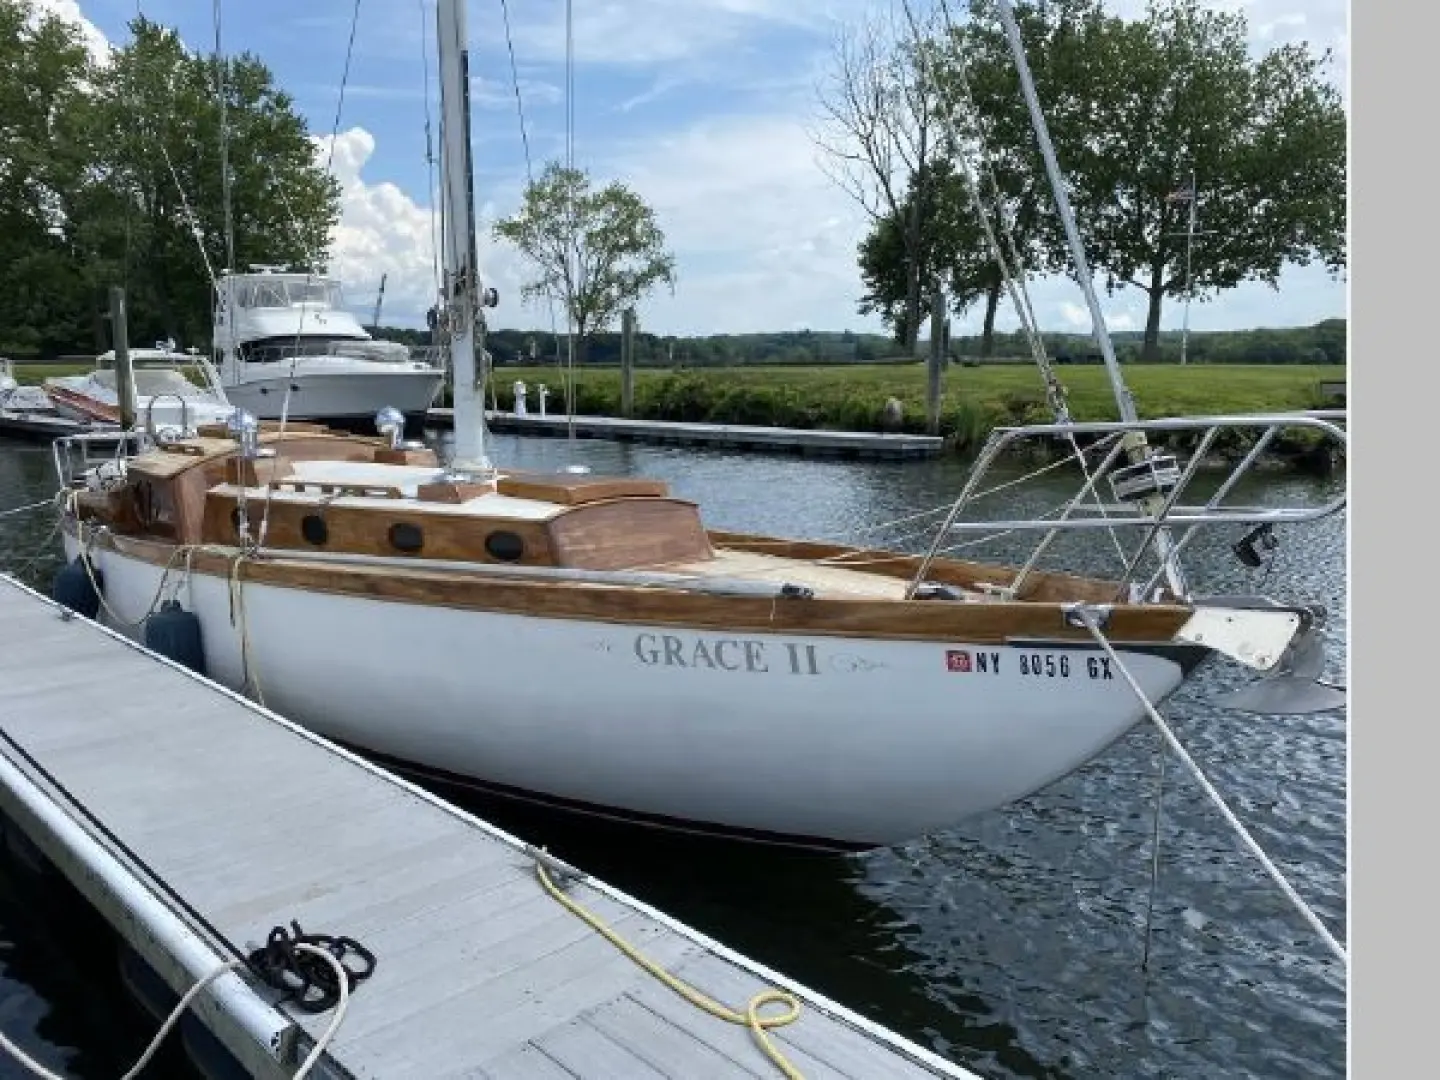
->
xmin=621 ymin=308 xmax=636 ymax=418
xmin=927 ymin=283 xmax=944 ymax=436
xmin=109 ymin=286 xmax=137 ymax=431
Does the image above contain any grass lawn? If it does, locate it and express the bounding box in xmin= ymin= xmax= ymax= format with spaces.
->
xmin=14 ymin=360 xmax=1344 ymax=450
xmin=486 ymin=362 xmax=1345 ymax=446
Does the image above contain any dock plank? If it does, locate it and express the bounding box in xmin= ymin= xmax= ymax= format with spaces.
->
xmin=426 ymin=410 xmax=945 ymax=461
xmin=527 ymin=1017 xmax=669 ymax=1080
xmin=0 ymin=575 xmax=974 ymax=1079
xmin=615 ymin=984 xmax=837 ymax=1079
xmin=473 ymin=1042 xmax=579 ymax=1080
xmin=585 ymin=994 xmax=770 ymax=1079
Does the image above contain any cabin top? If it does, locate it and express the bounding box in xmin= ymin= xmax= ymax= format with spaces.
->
xmin=90 ymin=429 xmax=709 ymax=572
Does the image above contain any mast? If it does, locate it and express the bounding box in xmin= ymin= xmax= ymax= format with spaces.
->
xmin=436 ymin=0 xmax=494 ymax=474
xmin=993 ymin=0 xmax=1189 ymax=598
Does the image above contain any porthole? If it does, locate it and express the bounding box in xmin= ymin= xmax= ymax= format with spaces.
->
xmin=484 ymin=530 xmax=525 ymax=562
xmin=301 ymin=514 xmax=329 ymax=546
xmin=389 ymin=522 xmax=425 ymax=553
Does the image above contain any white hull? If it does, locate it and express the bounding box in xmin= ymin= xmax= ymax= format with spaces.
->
xmin=221 ymin=367 xmax=443 ymax=423
xmin=44 ymin=382 xmax=234 ymax=431
xmin=67 ymin=537 xmax=1192 ymax=848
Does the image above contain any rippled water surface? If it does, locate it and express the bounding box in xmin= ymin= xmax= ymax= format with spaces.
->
xmin=0 ymin=430 xmax=1347 ymax=1079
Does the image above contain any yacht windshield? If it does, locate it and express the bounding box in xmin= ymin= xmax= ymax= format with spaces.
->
xmin=233 ymin=277 xmax=342 ymax=309
xmin=92 ymin=368 xmax=211 ymax=399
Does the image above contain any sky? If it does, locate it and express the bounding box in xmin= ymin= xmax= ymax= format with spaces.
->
xmin=39 ymin=0 xmax=1348 ymax=339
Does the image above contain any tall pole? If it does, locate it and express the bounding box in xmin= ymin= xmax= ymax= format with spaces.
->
xmin=436 ymin=0 xmax=491 ymax=474
xmin=1179 ymin=170 xmax=1196 ymax=365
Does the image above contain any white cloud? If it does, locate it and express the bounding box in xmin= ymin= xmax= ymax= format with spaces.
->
xmin=311 ymin=126 xmax=542 ymax=329
xmin=30 ymin=0 xmax=110 ymax=64
xmin=312 ymin=128 xmax=441 ymax=323
xmin=1056 ymin=301 xmax=1137 ymax=335
xmin=580 ymin=112 xmax=873 ymax=334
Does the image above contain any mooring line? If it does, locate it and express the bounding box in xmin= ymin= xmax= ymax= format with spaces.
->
xmin=1071 ymin=606 xmax=1347 ymax=965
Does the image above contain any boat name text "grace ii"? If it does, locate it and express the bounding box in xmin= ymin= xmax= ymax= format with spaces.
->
xmin=633 ymin=633 xmax=822 ymax=675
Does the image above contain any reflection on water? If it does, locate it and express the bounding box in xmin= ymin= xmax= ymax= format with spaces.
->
xmin=0 ymin=432 xmax=1346 ymax=1080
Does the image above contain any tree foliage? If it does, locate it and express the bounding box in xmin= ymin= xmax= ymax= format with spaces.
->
xmin=0 ymin=0 xmax=339 ymax=357
xmin=813 ymin=2 xmax=947 ymax=352
xmin=493 ymin=162 xmax=676 ymax=363
xmin=843 ymin=0 xmax=1347 ymax=363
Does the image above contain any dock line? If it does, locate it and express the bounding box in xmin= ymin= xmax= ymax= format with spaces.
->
xmin=0 ymin=498 xmax=55 ymax=518
xmin=533 ymin=851 xmax=805 ymax=1079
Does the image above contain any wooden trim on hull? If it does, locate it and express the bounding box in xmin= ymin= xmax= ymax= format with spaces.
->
xmin=76 ymin=528 xmax=1195 ymax=646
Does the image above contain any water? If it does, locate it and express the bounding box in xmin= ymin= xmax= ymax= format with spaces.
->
xmin=0 ymin=432 xmax=1347 ymax=1079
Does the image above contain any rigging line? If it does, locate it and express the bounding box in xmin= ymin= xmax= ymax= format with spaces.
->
xmin=419 ymin=0 xmax=441 ymax=299
xmin=563 ymin=0 xmax=578 ymax=444
xmin=275 ymin=0 xmax=364 ymax=434
xmin=258 ymin=0 xmax=365 ymax=555
xmin=1073 ymin=608 xmax=1348 ymax=966
xmin=919 ymin=0 xmax=1128 ymax=571
xmin=498 ymin=0 xmax=564 ymax=391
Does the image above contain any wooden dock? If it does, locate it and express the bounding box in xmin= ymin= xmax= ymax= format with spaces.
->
xmin=428 ymin=410 xmax=946 ymax=460
xmin=0 ymin=574 xmax=978 ymax=1080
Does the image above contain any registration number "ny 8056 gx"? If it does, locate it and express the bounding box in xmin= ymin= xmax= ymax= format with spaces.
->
xmin=946 ymin=648 xmax=1115 ymax=680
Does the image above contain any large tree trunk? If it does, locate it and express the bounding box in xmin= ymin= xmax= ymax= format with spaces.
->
xmin=1140 ymin=255 xmax=1168 ymax=362
xmin=980 ymin=280 xmax=1002 ymax=359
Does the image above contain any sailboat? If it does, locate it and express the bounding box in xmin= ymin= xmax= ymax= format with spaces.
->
xmin=46 ymin=0 xmax=1346 ymax=852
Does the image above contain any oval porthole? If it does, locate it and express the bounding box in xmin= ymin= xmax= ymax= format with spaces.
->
xmin=301 ymin=514 xmax=329 ymax=546
xmin=389 ymin=522 xmax=425 ymax=554
xmin=484 ymin=530 xmax=525 ymax=563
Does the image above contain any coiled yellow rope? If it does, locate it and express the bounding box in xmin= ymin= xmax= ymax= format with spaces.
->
xmin=533 ymin=857 xmax=805 ymax=1079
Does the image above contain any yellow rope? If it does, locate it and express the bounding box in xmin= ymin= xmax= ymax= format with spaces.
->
xmin=533 ymin=858 xmax=805 ymax=1080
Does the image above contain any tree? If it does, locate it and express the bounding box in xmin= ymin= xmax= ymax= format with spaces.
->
xmin=83 ymin=16 xmax=339 ymax=349
xmin=813 ymin=1 xmax=945 ymax=354
xmin=0 ymin=0 xmax=96 ymax=355
xmin=847 ymin=1 xmax=1089 ymax=359
xmin=0 ymin=3 xmax=338 ymax=357
xmin=493 ymin=161 xmax=676 ymax=364
xmin=962 ymin=0 xmax=1345 ymax=361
